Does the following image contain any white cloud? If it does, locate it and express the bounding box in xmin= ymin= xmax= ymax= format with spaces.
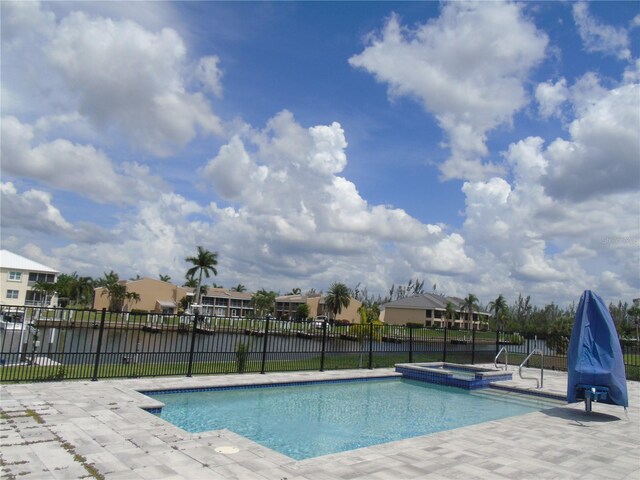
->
xmin=536 ymin=78 xmax=569 ymax=118
xmin=200 ymin=111 xmax=476 ymax=288
xmin=46 ymin=11 xmax=223 ymax=156
xmin=1 ymin=116 xmax=164 ymax=205
xmin=195 ymin=55 xmax=224 ymax=97
xmin=349 ymin=1 xmax=547 ymax=181
xmin=0 ymin=182 xmax=73 ymax=235
xmin=543 ymin=83 xmax=640 ymax=201
xmin=573 ymin=2 xmax=631 ymax=60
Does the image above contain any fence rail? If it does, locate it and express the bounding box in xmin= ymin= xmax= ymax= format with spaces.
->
xmin=1 ymin=306 xmax=638 ymax=383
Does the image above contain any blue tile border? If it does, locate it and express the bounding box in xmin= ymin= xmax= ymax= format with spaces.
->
xmin=141 ymin=375 xmax=399 ymax=397
xmin=395 ymin=365 xmax=512 ymax=390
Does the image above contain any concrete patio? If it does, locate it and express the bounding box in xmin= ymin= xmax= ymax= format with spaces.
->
xmin=1 ymin=365 xmax=638 ymax=479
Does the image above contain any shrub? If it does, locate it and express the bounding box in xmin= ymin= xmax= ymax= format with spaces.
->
xmin=406 ymin=322 xmax=423 ymax=329
xmin=235 ymin=342 xmax=248 ymax=373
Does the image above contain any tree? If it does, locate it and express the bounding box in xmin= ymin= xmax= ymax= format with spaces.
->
xmin=183 ymin=276 xmax=198 ymax=288
xmin=185 ymin=246 xmax=218 ymax=305
xmin=231 ymin=284 xmax=247 ymax=292
xmin=445 ymin=301 xmax=457 ymax=327
xmin=288 ymin=287 xmax=302 ymax=295
xmin=325 ymin=282 xmax=351 ymax=321
xmin=159 ymin=274 xmax=171 ymax=282
xmin=251 ymin=289 xmax=277 ymax=318
xmin=461 ymin=293 xmax=479 ymax=329
xmin=32 ymin=280 xmax=56 ymax=307
xmin=295 ymin=303 xmax=310 ymax=321
xmin=488 ymin=294 xmax=508 ymax=331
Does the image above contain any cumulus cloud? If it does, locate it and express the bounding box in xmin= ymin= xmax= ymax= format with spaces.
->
xmin=536 ymin=78 xmax=569 ymax=118
xmin=0 ymin=182 xmax=73 ymax=235
xmin=46 ymin=11 xmax=222 ymax=156
xmin=195 ymin=56 xmax=224 ymax=97
xmin=2 ymin=2 xmax=223 ymax=156
xmin=349 ymin=1 xmax=547 ymax=181
xmin=201 ymin=111 xmax=475 ymax=286
xmin=573 ymin=2 xmax=632 ymax=60
xmin=1 ymin=116 xmax=164 ymax=205
xmin=542 ymin=83 xmax=640 ymax=201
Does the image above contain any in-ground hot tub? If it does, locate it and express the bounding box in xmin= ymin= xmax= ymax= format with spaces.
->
xmin=395 ymin=362 xmax=512 ymax=389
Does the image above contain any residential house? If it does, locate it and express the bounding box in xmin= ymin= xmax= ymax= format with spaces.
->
xmin=380 ymin=293 xmax=490 ymax=329
xmin=0 ymin=249 xmax=59 ymax=307
xmin=93 ymin=277 xmax=192 ymax=314
xmin=275 ymin=293 xmax=362 ymax=323
xmin=200 ymin=288 xmax=253 ymax=318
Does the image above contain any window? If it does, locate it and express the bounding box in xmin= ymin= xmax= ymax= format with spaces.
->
xmin=6 ymin=290 xmax=19 ymax=299
xmin=28 ymin=272 xmax=55 ymax=284
xmin=25 ymin=291 xmax=51 ymax=306
xmin=8 ymin=271 xmax=22 ymax=281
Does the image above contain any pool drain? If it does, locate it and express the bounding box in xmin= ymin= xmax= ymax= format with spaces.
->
xmin=215 ymin=446 xmax=240 ymax=454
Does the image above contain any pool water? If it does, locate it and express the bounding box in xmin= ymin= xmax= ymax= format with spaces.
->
xmin=149 ymin=379 xmax=560 ymax=460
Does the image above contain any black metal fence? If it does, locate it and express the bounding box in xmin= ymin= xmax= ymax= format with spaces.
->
xmin=1 ymin=306 xmax=638 ymax=383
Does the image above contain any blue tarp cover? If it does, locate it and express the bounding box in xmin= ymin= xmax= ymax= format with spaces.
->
xmin=567 ymin=290 xmax=628 ymax=407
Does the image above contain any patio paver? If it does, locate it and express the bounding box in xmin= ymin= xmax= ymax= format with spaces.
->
xmin=0 ymin=366 xmax=638 ymax=479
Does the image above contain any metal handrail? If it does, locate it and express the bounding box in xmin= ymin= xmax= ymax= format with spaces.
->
xmin=494 ymin=346 xmax=508 ymax=371
xmin=519 ymin=348 xmax=544 ymax=388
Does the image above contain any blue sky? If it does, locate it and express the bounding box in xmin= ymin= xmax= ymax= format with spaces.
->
xmin=1 ymin=1 xmax=639 ymax=307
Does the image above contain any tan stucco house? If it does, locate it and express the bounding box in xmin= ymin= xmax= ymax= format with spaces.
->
xmin=200 ymin=287 xmax=253 ymax=318
xmin=93 ymin=277 xmax=192 ymax=314
xmin=275 ymin=293 xmax=362 ymax=323
xmin=380 ymin=293 xmax=490 ymax=329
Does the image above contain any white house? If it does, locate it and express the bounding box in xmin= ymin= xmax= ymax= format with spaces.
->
xmin=0 ymin=250 xmax=59 ymax=307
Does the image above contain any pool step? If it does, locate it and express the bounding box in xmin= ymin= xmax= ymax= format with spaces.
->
xmin=471 ymin=388 xmax=565 ymax=409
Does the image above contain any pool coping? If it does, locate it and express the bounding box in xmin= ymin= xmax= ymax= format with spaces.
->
xmin=1 ymin=366 xmax=638 ymax=479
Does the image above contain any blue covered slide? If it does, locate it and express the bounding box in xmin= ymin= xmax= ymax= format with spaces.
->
xmin=567 ymin=290 xmax=628 ymax=408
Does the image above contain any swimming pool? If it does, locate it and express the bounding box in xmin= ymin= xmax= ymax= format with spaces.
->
xmin=147 ymin=378 xmax=562 ymax=460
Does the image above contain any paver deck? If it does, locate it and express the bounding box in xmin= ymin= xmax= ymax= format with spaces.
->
xmin=1 ymin=365 xmax=638 ymax=479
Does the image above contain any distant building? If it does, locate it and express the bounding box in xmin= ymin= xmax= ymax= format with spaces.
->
xmin=275 ymin=293 xmax=362 ymax=323
xmin=0 ymin=249 xmax=59 ymax=307
xmin=200 ymin=287 xmax=253 ymax=318
xmin=93 ymin=277 xmax=192 ymax=314
xmin=380 ymin=293 xmax=490 ymax=329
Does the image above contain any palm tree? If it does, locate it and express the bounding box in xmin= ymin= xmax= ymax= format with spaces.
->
xmin=288 ymin=287 xmax=301 ymax=295
xmin=461 ymin=293 xmax=479 ymax=330
xmin=159 ymin=274 xmax=171 ymax=282
xmin=32 ymin=280 xmax=56 ymax=307
xmin=231 ymin=284 xmax=247 ymax=292
xmin=488 ymin=294 xmax=508 ymax=331
xmin=251 ymin=289 xmax=277 ymax=318
xmin=445 ymin=301 xmax=457 ymax=328
xmin=324 ymin=282 xmax=351 ymax=321
xmin=185 ymin=246 xmax=218 ymax=305
xmin=183 ymin=276 xmax=198 ymax=288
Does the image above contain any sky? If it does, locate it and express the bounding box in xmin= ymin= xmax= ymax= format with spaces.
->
xmin=1 ymin=1 xmax=639 ymax=308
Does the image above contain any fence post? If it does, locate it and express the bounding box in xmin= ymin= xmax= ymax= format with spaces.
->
xmin=471 ymin=326 xmax=476 ymax=365
xmin=260 ymin=316 xmax=270 ymax=374
xmin=319 ymin=320 xmax=327 ymax=372
xmin=409 ymin=327 xmax=413 ymax=363
xmin=186 ymin=311 xmax=198 ymax=377
xmin=368 ymin=321 xmax=373 ymax=369
xmin=443 ymin=326 xmax=448 ymax=362
xmin=91 ymin=308 xmax=107 ymax=382
xmin=495 ymin=329 xmax=500 ymax=357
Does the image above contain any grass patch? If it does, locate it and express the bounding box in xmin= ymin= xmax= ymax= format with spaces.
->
xmin=24 ymin=410 xmax=45 ymax=425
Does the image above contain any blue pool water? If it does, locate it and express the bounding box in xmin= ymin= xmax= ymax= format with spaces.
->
xmin=149 ymin=378 xmax=558 ymax=460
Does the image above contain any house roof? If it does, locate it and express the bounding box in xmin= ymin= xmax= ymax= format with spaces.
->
xmin=203 ymin=287 xmax=253 ymax=301
xmin=0 ymin=249 xmax=59 ymax=274
xmin=382 ymin=293 xmax=488 ymax=314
